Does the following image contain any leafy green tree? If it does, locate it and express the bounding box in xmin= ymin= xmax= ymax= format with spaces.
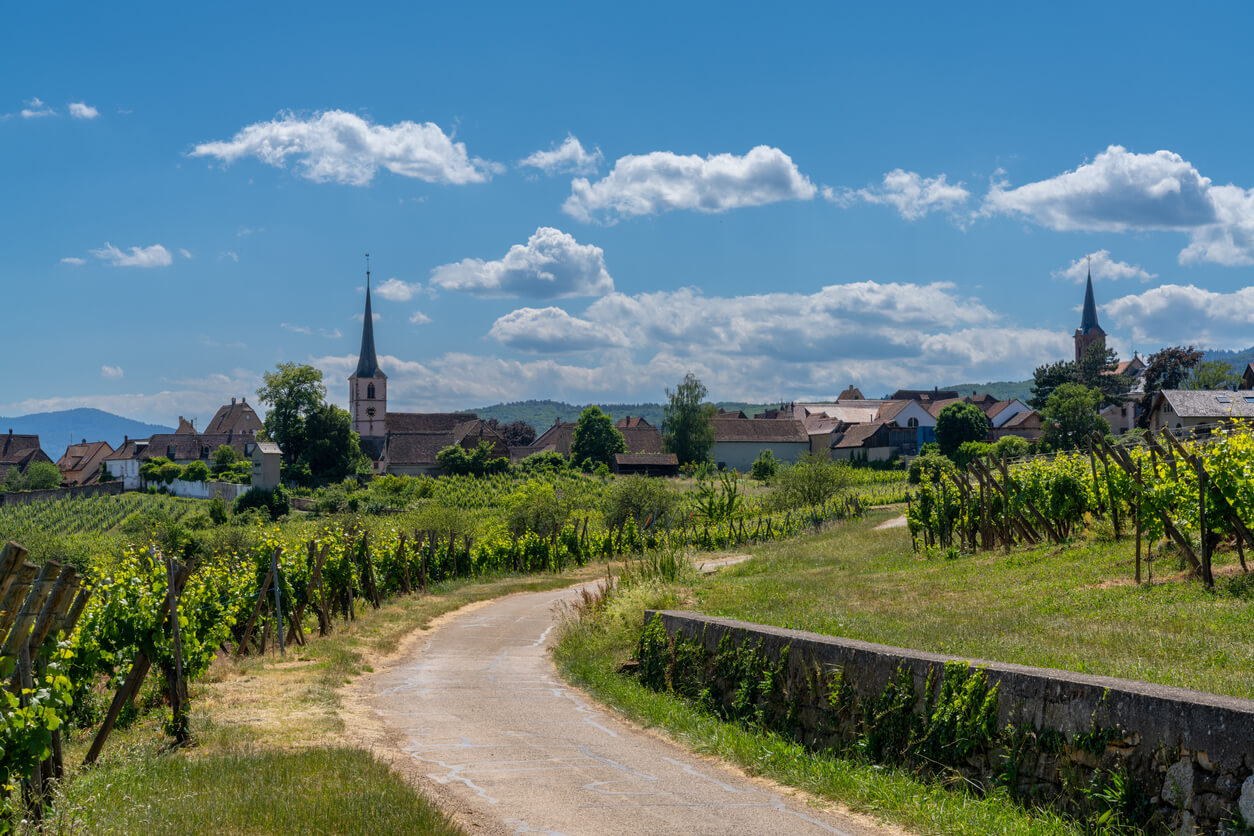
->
xmin=934 ymin=402 xmax=990 ymax=458
xmin=750 ymin=449 xmax=779 ymax=482
xmin=22 ymin=461 xmax=62 ymax=490
xmin=298 ymin=403 xmax=368 ymax=485
xmin=1075 ymin=342 xmax=1133 ymax=407
xmin=212 ymin=444 xmax=238 ymax=472
xmin=256 ymin=362 xmax=326 ymax=466
xmin=1185 ymin=359 xmax=1239 ymax=391
xmin=1142 ymin=345 xmax=1204 ymax=394
xmin=604 ymin=475 xmax=678 ymax=529
xmin=767 ymin=454 xmax=851 ymax=509
xmin=908 ymin=451 xmax=954 ymax=485
xmin=662 ymin=373 xmax=717 ymax=466
xmin=1028 ymin=360 xmax=1076 ymax=410
xmin=181 ymin=461 xmax=210 ymax=483
xmin=993 ymin=435 xmax=1031 ymax=460
xmin=1041 ymin=383 xmax=1108 ymax=451
xmin=436 ymin=441 xmax=509 ymax=476
xmin=953 ymin=441 xmax=994 ymax=469
xmin=570 ymin=405 xmax=625 ymax=469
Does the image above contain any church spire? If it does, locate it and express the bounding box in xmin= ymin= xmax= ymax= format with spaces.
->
xmin=1079 ymin=263 xmax=1101 ymax=334
xmin=355 ymin=254 xmax=380 ymax=378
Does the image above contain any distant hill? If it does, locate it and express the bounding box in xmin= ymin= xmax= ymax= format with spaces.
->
xmin=467 ymin=400 xmax=774 ymax=429
xmin=0 ymin=409 xmax=174 ymax=461
xmin=1202 ymin=346 xmax=1254 ymax=372
xmin=941 ymin=380 xmax=1034 ymax=403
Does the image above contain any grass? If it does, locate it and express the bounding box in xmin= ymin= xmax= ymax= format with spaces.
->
xmin=552 ymin=575 xmax=1081 ymax=836
xmin=38 ymin=564 xmax=618 ymax=834
xmin=694 ymin=507 xmax=1254 ymax=698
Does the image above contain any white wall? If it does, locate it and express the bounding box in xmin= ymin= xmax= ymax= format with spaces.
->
xmin=713 ymin=441 xmax=809 ymax=472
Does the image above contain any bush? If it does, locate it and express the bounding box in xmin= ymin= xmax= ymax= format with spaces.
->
xmin=181 ymin=461 xmax=210 ymax=483
xmin=768 ymin=454 xmax=851 ymax=509
xmin=517 ymin=451 xmax=568 ymax=473
xmin=604 ymin=475 xmax=678 ymax=530
xmin=993 ymin=435 xmax=1031 ymax=460
xmin=506 ymin=482 xmax=569 ymax=537
xmin=233 ymin=485 xmax=290 ymax=521
xmin=750 ymin=450 xmax=779 ymax=482
xmin=436 ymin=441 xmax=509 ymax=477
xmin=953 ymin=441 xmax=994 ymax=469
xmin=908 ymin=451 xmax=955 ymax=485
xmin=23 ymin=461 xmax=62 ymax=490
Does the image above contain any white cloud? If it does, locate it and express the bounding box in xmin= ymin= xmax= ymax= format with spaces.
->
xmin=490 ymin=307 xmax=627 ymax=352
xmin=430 ymin=227 xmax=614 ymax=298
xmin=90 ymin=242 xmax=173 ymax=268
xmin=1052 ymin=249 xmax=1156 ymax=283
xmin=835 ymin=169 xmax=970 ymax=220
xmin=519 ymin=134 xmax=602 ymax=176
xmin=983 ymin=145 xmax=1254 ymax=266
xmin=21 ymin=98 xmax=54 ymax=118
xmin=220 ymin=251 xmax=239 ymax=262
xmin=178 ymin=248 xmax=192 ymax=259
xmin=100 ymin=365 xmax=123 ymax=380
xmin=376 ymin=277 xmax=422 ymax=302
xmin=1105 ymin=284 xmax=1254 ymax=349
xmin=60 ymin=257 xmax=86 ymax=266
xmin=281 ymin=323 xmax=312 ymax=335
xmin=68 ymin=101 xmax=99 ymax=120
xmin=321 ymin=328 xmax=342 ymax=339
xmin=563 ymin=145 xmax=818 ymax=223
xmin=408 ymin=311 xmax=431 ymax=325
xmin=189 ymin=109 xmax=497 ymax=187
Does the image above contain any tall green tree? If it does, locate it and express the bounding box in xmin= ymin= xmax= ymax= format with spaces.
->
xmin=934 ymin=402 xmax=990 ymax=458
xmin=661 ymin=372 xmax=717 ymax=466
xmin=1028 ymin=360 xmax=1075 ymax=410
xmin=1041 ymin=383 xmax=1108 ymax=451
xmin=1142 ymin=346 xmax=1204 ymax=394
xmin=256 ymin=363 xmax=327 ymax=465
xmin=1185 ymin=359 xmax=1239 ymax=391
xmin=1075 ymin=342 xmax=1133 ymax=407
xmin=299 ymin=404 xmax=369 ymax=484
xmin=570 ymin=405 xmax=626 ymax=468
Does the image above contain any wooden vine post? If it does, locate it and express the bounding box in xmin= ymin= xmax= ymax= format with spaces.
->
xmin=272 ymin=547 xmax=285 ymax=656
xmin=164 ymin=549 xmax=190 ymax=743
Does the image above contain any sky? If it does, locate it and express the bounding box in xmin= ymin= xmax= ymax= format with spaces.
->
xmin=6 ymin=2 xmax=1254 ymax=425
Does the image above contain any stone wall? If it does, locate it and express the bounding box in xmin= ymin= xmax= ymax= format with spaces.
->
xmin=646 ymin=610 xmax=1254 ymax=834
xmin=0 ymin=480 xmax=125 ymax=506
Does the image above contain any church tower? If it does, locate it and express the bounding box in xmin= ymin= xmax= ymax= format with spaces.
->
xmin=1074 ymin=266 xmax=1107 ymax=363
xmin=349 ymin=258 xmax=387 ymax=441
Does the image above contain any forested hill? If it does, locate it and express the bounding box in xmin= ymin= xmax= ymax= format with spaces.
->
xmin=467 ymin=400 xmax=775 ymax=429
xmin=0 ymin=408 xmax=174 ymax=461
xmin=941 ymin=380 xmax=1034 ymax=402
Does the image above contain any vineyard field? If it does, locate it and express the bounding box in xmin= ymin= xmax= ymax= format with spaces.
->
xmin=0 ymin=493 xmax=202 ymax=537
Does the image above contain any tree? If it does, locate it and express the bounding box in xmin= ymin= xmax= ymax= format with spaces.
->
xmin=1075 ymin=342 xmax=1133 ymax=407
xmin=436 ymin=440 xmax=510 ymax=476
xmin=1028 ymin=360 xmax=1075 ymax=410
xmin=1185 ymin=359 xmax=1239 ymax=391
xmin=768 ymin=454 xmax=851 ymax=509
xmin=256 ymin=362 xmax=326 ymax=466
xmin=661 ymin=373 xmax=717 ymax=466
xmin=1142 ymin=346 xmax=1204 ymax=394
xmin=212 ymin=444 xmax=238 ymax=472
xmin=298 ymin=403 xmax=369 ymax=485
xmin=570 ymin=405 xmax=625 ymax=469
xmin=1041 ymin=383 xmax=1108 ymax=451
xmin=934 ymin=402 xmax=990 ymax=458
xmin=181 ymin=460 xmax=210 ymax=483
xmin=486 ymin=419 xmax=536 ymax=447
xmin=750 ymin=449 xmax=779 ymax=482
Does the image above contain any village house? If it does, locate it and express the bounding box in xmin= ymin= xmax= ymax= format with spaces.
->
xmin=1145 ymin=390 xmax=1254 ymax=434
xmin=710 ymin=414 xmax=810 ymax=470
xmin=523 ymin=415 xmax=665 ymax=462
xmin=56 ymin=439 xmax=114 ymax=486
xmin=0 ymin=431 xmax=54 ymax=485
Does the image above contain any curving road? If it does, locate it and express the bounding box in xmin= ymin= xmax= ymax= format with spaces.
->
xmin=356 ymin=574 xmax=901 ymax=836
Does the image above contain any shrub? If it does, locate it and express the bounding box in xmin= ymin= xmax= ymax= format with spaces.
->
xmin=233 ymin=485 xmax=290 ymax=521
xmin=506 ymin=482 xmax=569 ymax=537
xmin=605 ymin=475 xmax=678 ymax=530
xmin=993 ymin=435 xmax=1031 ymax=460
xmin=750 ymin=450 xmax=779 ymax=482
xmin=181 ymin=460 xmax=211 ymax=483
xmin=23 ymin=461 xmax=62 ymax=490
xmin=518 ymin=451 xmax=568 ymax=473
xmin=768 ymin=454 xmax=851 ymax=509
xmin=908 ymin=451 xmax=955 ymax=485
xmin=953 ymin=441 xmax=994 ymax=469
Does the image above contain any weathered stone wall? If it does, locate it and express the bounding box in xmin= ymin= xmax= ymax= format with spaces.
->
xmin=646 ymin=609 xmax=1254 ymax=834
xmin=0 ymin=480 xmax=125 ymax=506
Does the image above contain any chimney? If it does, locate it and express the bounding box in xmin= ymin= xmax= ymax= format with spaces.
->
xmin=124 ymin=435 xmax=128 ymax=443
xmin=241 ymin=396 xmax=246 ymax=403
xmin=82 ymin=438 xmax=86 ymax=445
xmin=231 ymin=397 xmax=236 ymax=405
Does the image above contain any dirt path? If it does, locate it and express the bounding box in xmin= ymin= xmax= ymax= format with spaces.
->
xmin=346 ymin=562 xmax=900 ymax=836
xmin=874 ymin=515 xmax=908 ymax=530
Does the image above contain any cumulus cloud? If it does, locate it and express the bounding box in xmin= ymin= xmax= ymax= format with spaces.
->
xmin=178 ymin=248 xmax=192 ymax=259
xmin=20 ymin=98 xmax=54 ymax=118
xmin=563 ymin=145 xmax=818 ymax=222
xmin=490 ymin=307 xmax=627 ymax=352
xmin=60 ymin=257 xmax=85 ymax=266
xmin=834 ymin=169 xmax=970 ymax=220
xmin=1052 ymin=250 xmax=1156 ymax=283
xmin=90 ymin=242 xmax=173 ymax=268
xmin=430 ymin=227 xmax=614 ymax=298
xmin=519 ymin=134 xmax=602 ymax=176
xmin=100 ymin=365 xmax=123 ymax=380
xmin=189 ymin=110 xmax=497 ymax=186
xmin=408 ymin=311 xmax=431 ymax=325
xmin=983 ymin=145 xmax=1254 ymax=266
xmin=1105 ymin=284 xmax=1254 ymax=348
xmin=68 ymin=101 xmax=99 ymax=119
xmin=375 ymin=277 xmax=422 ymax=302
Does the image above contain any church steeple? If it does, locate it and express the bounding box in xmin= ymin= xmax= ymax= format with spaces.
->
xmin=1074 ymin=261 xmax=1107 ymax=363
xmin=355 ymin=257 xmax=380 ymax=378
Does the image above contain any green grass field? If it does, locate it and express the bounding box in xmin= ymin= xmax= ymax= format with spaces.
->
xmin=695 ymin=507 xmax=1254 ymax=698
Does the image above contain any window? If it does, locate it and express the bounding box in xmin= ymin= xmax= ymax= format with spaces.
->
xmin=907 ymin=417 xmax=919 ymax=429
xmin=1245 ymin=397 xmax=1254 ymax=404
xmin=1216 ymin=396 xmax=1231 ymax=404
xmin=367 ymin=383 xmax=376 ymax=399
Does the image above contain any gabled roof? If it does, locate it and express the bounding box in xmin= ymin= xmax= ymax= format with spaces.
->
xmin=836 ymin=385 xmax=864 ymax=401
xmin=712 ymin=417 xmax=808 ymax=443
xmin=0 ymin=433 xmax=44 ymax=464
xmin=56 ymin=440 xmax=113 ymax=471
xmin=527 ymin=420 xmax=661 ymax=456
xmin=1002 ymin=410 xmax=1042 ymax=428
xmin=889 ymin=389 xmax=960 ymax=402
xmin=175 ymin=416 xmax=197 ymax=434
xmin=387 ymin=413 xmax=478 ymax=433
xmin=205 ymin=399 xmax=262 ymax=435
xmin=1152 ymin=389 xmax=1254 ymax=420
xmin=616 ymin=416 xmax=654 ymax=429
xmin=833 ymin=422 xmax=888 ymax=449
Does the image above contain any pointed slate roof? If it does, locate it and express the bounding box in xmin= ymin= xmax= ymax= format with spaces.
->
xmin=355 ymin=278 xmax=381 ymax=378
xmin=1079 ymin=270 xmax=1104 ymax=335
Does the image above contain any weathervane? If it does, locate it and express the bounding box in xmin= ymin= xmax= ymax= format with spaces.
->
xmin=365 ymin=252 xmax=371 ymax=289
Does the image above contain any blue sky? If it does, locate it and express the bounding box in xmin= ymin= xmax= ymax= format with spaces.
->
xmin=6 ymin=2 xmax=1254 ymax=425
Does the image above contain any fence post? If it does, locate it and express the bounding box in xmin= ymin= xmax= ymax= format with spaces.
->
xmin=272 ymin=547 xmax=284 ymax=656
